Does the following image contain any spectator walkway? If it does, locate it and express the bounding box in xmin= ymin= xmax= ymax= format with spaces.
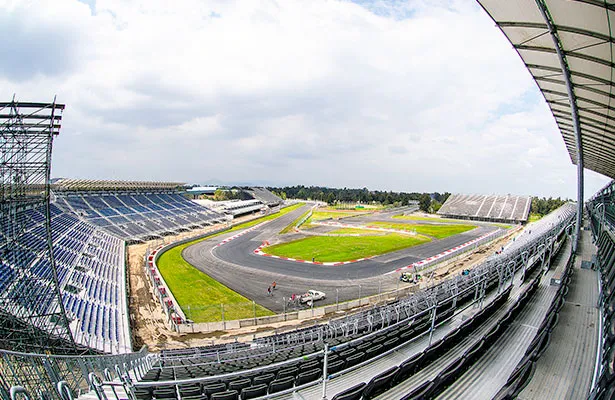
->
xmin=517 ymin=229 xmax=599 ymax=400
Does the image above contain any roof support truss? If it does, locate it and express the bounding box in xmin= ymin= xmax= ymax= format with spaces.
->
xmin=534 ymin=0 xmax=584 ymax=251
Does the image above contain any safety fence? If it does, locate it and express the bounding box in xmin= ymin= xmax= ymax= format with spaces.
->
xmin=0 ymin=346 xmax=150 ymax=400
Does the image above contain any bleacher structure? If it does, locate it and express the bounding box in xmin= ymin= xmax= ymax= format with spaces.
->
xmin=586 ymin=181 xmax=615 ymax=400
xmin=1 ymin=177 xmax=227 ymax=356
xmin=0 ymin=101 xmax=132 ymax=356
xmin=216 ymin=199 xmax=265 ymax=218
xmin=438 ymin=194 xmax=531 ymax=224
xmin=243 ymin=188 xmax=283 ymax=207
xmin=0 ymin=101 xmax=227 ymax=358
xmin=0 ymin=99 xmax=83 ymax=356
xmin=53 ymin=179 xmax=226 ymax=243
xmin=3 ymin=202 xmax=132 ymax=354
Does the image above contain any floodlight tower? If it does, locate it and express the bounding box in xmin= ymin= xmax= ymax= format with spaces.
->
xmin=0 ymin=98 xmax=77 ymax=353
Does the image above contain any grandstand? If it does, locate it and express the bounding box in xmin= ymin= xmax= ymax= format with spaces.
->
xmin=53 ymin=179 xmax=225 ymax=243
xmin=244 ymin=187 xmax=283 ymax=207
xmin=215 ymin=199 xmax=266 ymax=218
xmin=438 ymin=193 xmax=531 ymax=223
xmin=10 ymin=203 xmax=132 ymax=354
xmin=2 ymin=174 xmax=227 ymax=355
xmin=1 ymin=201 xmax=132 ymax=353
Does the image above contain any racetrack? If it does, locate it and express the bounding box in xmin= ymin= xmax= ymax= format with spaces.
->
xmin=182 ymin=204 xmax=500 ymax=312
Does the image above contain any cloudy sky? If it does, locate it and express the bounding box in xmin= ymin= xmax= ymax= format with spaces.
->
xmin=1 ymin=0 xmax=610 ymax=198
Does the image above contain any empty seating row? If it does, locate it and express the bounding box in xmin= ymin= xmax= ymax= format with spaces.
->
xmin=332 ymin=274 xmax=544 ymax=400
xmin=141 ymin=295 xmax=481 ymax=398
xmin=438 ymin=193 xmax=531 ymax=223
xmin=492 ymin=247 xmax=574 ymax=399
xmin=0 ymin=201 xmax=129 ymax=354
xmin=55 ymin=191 xmax=225 ymax=242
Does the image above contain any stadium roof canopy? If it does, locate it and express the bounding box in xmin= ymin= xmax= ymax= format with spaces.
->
xmin=186 ymin=186 xmax=218 ymax=195
xmin=478 ymin=0 xmax=615 ymax=179
xmin=53 ymin=178 xmax=186 ymax=192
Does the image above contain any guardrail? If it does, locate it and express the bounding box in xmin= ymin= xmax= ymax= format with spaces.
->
xmin=0 ymin=346 xmax=150 ymax=400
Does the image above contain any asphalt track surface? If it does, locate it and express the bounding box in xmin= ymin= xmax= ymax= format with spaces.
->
xmin=182 ymin=204 xmax=500 ymax=312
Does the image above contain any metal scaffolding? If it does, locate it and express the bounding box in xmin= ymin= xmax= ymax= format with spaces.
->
xmin=0 ymin=98 xmax=79 ymax=354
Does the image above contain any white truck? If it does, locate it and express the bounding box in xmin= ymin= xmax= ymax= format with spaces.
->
xmin=300 ymin=290 xmax=326 ymax=304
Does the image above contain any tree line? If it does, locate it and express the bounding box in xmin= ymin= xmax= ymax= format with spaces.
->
xmin=268 ymin=185 xmax=450 ymax=211
xmin=210 ymin=185 xmax=569 ymax=217
xmin=530 ymin=196 xmax=571 ymax=216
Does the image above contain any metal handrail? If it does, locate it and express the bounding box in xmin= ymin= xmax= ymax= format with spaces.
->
xmin=123 ymin=275 xmax=503 ymax=389
xmin=56 ymin=382 xmax=74 ymax=400
xmin=9 ymin=387 xmax=30 ymax=400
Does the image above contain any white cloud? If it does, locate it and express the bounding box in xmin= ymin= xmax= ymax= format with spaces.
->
xmin=0 ymin=0 xmax=609 ymax=198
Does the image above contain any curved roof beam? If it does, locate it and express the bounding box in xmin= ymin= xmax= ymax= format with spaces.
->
xmin=533 ymin=0 xmax=584 ymax=248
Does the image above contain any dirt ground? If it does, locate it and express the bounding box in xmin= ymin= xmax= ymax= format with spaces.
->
xmin=128 ymin=214 xmax=253 ymax=351
xmin=425 ymin=226 xmax=522 ymax=286
xmin=128 ymin=226 xmax=219 ymax=351
xmin=127 ymin=217 xmax=522 ymax=351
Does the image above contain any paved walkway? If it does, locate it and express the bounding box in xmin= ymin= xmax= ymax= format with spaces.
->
xmin=518 ymin=228 xmax=599 ymax=400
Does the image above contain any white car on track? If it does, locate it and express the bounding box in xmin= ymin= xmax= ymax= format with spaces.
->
xmin=300 ymin=290 xmax=326 ymax=304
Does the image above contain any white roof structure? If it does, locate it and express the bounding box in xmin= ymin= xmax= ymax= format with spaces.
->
xmin=478 ymin=0 xmax=615 ymax=179
xmin=53 ymin=178 xmax=185 ymax=191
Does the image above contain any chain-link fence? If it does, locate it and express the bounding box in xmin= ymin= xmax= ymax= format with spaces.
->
xmin=175 ymin=276 xmax=425 ymax=334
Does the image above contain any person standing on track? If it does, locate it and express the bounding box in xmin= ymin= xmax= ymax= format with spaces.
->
xmin=272 ymin=281 xmax=277 ymax=290
xmin=267 ymin=286 xmax=272 ymax=296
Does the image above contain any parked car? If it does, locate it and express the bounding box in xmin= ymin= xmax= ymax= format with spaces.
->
xmin=300 ymin=290 xmax=326 ymax=303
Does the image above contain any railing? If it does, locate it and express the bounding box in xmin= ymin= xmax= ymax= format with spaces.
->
xmin=0 ymin=347 xmax=150 ymax=400
xmin=254 ymin=205 xmax=575 ymax=350
xmin=586 ymin=189 xmax=615 ymax=400
xmin=98 ymin=278 xmax=501 ymax=400
xmin=412 ymin=227 xmax=512 ymax=273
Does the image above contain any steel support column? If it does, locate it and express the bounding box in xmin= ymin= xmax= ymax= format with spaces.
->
xmin=535 ymin=0 xmax=584 ymax=252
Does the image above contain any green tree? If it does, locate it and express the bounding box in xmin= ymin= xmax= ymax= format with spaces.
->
xmin=431 ymin=200 xmax=442 ymax=213
xmin=419 ymin=194 xmax=432 ymax=212
xmin=213 ymin=189 xmax=229 ymax=201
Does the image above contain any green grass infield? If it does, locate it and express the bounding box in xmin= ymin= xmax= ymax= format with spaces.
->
xmin=263 ymin=233 xmax=430 ymax=262
xmin=370 ymin=221 xmax=477 ymax=239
